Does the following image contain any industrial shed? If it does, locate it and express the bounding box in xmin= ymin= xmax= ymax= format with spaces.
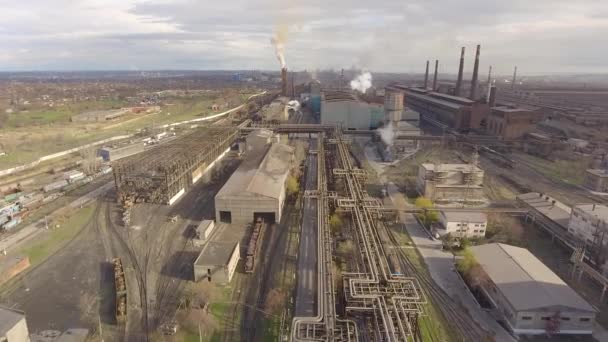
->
xmin=470 ymin=243 xmax=597 ymax=335
xmin=193 ymin=241 xmax=240 ymax=284
xmin=320 ymin=90 xmax=384 ymax=130
xmin=215 ymin=142 xmax=294 ymax=225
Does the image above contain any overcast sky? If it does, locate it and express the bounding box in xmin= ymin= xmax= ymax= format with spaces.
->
xmin=1 ymin=0 xmax=607 ymax=74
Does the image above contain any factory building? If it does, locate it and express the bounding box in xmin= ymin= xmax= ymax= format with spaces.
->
xmin=583 ymin=169 xmax=608 ymax=193
xmin=416 ymin=163 xmax=486 ymax=204
xmin=0 ymin=306 xmax=30 ymax=341
xmin=320 ymin=90 xmax=384 ymax=130
xmin=487 ymin=106 xmax=544 ymax=139
xmin=215 ymin=134 xmax=294 ymax=225
xmin=98 ymin=143 xmax=144 ymax=162
xmin=193 ymin=241 xmax=240 ymax=284
xmin=437 ymin=211 xmax=487 ymax=238
xmin=568 ymin=204 xmax=608 ymax=248
xmin=397 ymin=87 xmax=490 ymax=131
xmin=469 ymin=243 xmax=597 ymax=335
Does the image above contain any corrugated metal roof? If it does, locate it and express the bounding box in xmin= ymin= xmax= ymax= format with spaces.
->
xmin=470 ymin=243 xmax=596 ymax=313
xmin=216 ymin=142 xmax=294 ymax=200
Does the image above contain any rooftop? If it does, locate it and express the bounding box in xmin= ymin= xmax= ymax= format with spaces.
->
xmin=586 ymin=169 xmax=608 ymax=177
xmin=441 ymin=211 xmax=487 ymax=223
xmin=492 ymin=106 xmax=532 ymax=113
xmin=195 ymin=241 xmax=239 ymax=266
xmin=574 ymin=204 xmax=608 ymax=222
xmin=421 ymin=163 xmax=483 ymax=173
xmin=216 ymin=142 xmax=294 ymax=200
xmin=516 ymin=192 xmax=571 ymax=229
xmin=322 ymin=90 xmax=357 ymax=102
xmin=0 ymin=305 xmax=25 ymax=336
xmin=470 ymin=243 xmax=596 ymax=313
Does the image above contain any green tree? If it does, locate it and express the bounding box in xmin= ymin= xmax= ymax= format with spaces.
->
xmin=329 ymin=214 xmax=342 ymax=234
xmin=456 ymin=247 xmax=477 ymax=274
xmin=286 ymin=175 xmax=299 ymax=198
xmin=414 ymin=196 xmax=438 ymax=226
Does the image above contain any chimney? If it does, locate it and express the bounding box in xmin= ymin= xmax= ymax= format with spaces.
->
xmin=424 ymin=60 xmax=429 ymax=89
xmin=489 ymin=86 xmax=497 ymax=107
xmin=511 ymin=66 xmax=518 ymax=90
xmin=281 ymin=68 xmax=288 ymax=96
xmin=487 ymin=65 xmax=492 ymax=86
xmin=455 ymin=47 xmax=465 ymax=96
xmin=432 ymin=60 xmax=439 ymax=91
xmin=469 ymin=44 xmax=480 ymax=99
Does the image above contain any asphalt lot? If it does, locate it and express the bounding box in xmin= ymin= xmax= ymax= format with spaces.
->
xmin=295 ymin=138 xmax=318 ymax=316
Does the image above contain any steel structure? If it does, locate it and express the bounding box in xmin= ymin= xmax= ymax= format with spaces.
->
xmin=113 ymin=127 xmax=237 ymax=204
xmin=292 ymin=130 xmax=426 ymax=342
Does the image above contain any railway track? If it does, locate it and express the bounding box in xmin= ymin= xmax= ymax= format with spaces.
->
xmin=382 ymin=223 xmax=493 ymax=342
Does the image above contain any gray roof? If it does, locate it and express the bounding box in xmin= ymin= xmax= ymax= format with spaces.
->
xmin=421 ymin=163 xmax=483 ymax=173
xmin=0 ymin=306 xmax=25 ymax=335
xmin=470 ymin=243 xmax=596 ymax=313
xmin=441 ymin=211 xmax=487 ymax=223
xmin=216 ymin=142 xmax=294 ymax=200
xmin=195 ymin=241 xmax=239 ymax=266
xmin=517 ymin=192 xmax=571 ymax=229
xmin=574 ymin=204 xmax=608 ymax=222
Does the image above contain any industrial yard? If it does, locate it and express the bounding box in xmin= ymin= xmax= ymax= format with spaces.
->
xmin=2 ymin=2 xmax=608 ymax=341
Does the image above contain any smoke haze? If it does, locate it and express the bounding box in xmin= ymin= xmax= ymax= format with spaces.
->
xmin=271 ymin=25 xmax=288 ymax=69
xmin=378 ymin=122 xmax=395 ymax=146
xmin=350 ymin=71 xmax=372 ymax=93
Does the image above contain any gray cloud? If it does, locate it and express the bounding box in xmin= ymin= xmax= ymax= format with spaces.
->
xmin=0 ymin=0 xmax=606 ymax=73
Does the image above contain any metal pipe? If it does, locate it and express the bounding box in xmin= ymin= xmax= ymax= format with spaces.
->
xmin=424 ymin=60 xmax=429 ymax=89
xmin=455 ymin=47 xmax=465 ymax=96
xmin=469 ymin=44 xmax=480 ymax=99
xmin=432 ymin=60 xmax=438 ymax=91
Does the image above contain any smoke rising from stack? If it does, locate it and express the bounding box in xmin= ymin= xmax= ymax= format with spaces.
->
xmin=378 ymin=122 xmax=395 ymax=147
xmin=270 ymin=25 xmax=288 ymax=69
xmin=350 ymin=72 xmax=373 ymax=93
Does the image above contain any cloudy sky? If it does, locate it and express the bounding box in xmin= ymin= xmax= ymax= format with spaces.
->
xmin=1 ymin=0 xmax=607 ymax=74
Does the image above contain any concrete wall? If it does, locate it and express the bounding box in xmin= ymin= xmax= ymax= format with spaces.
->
xmin=3 ymin=317 xmax=30 ymax=342
xmin=215 ymin=195 xmax=279 ymax=224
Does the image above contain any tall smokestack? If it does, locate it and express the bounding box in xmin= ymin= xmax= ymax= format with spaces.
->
xmin=469 ymin=44 xmax=480 ymax=99
xmin=281 ymin=68 xmax=287 ymax=96
xmin=512 ymin=66 xmax=518 ymax=90
xmin=489 ymin=86 xmax=497 ymax=107
xmin=487 ymin=65 xmax=492 ymax=85
xmin=432 ymin=60 xmax=438 ymax=91
xmin=424 ymin=60 xmax=429 ymax=89
xmin=455 ymin=47 xmax=465 ymax=96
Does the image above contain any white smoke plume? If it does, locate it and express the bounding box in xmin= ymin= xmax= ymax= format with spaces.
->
xmin=287 ymin=100 xmax=301 ymax=111
xmin=350 ymin=71 xmax=372 ymax=93
xmin=378 ymin=122 xmax=395 ymax=146
xmin=271 ymin=25 xmax=288 ymax=69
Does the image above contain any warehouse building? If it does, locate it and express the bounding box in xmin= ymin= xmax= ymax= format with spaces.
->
xmin=193 ymin=241 xmax=240 ymax=284
xmin=321 ymin=90 xmax=384 ymax=130
xmin=583 ymin=169 xmax=608 ymax=193
xmin=215 ymin=140 xmax=294 ymax=224
xmin=568 ymin=204 xmax=608 ymax=247
xmin=416 ymin=163 xmax=486 ymax=204
xmin=487 ymin=106 xmax=543 ymax=139
xmin=0 ymin=305 xmax=30 ymax=341
xmin=469 ymin=243 xmax=597 ymax=335
xmin=395 ymin=86 xmax=490 ymax=131
xmin=437 ymin=210 xmax=487 ymax=238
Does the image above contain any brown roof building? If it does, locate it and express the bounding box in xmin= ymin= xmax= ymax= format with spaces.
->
xmin=487 ymin=106 xmax=544 ymax=139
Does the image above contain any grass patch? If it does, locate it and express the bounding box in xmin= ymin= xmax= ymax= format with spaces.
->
xmin=516 ymin=153 xmax=589 ymax=185
xmin=20 ymin=204 xmax=95 ymax=266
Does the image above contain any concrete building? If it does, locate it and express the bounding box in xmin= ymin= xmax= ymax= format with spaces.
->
xmin=215 ymin=141 xmax=294 ymax=224
xmin=193 ymin=241 xmax=239 ymax=284
xmin=193 ymin=220 xmax=215 ymax=246
xmin=437 ymin=210 xmax=487 ymax=238
xmin=568 ymin=204 xmax=608 ymax=248
xmin=416 ymin=163 xmax=486 ymax=204
xmin=469 ymin=243 xmax=597 ymax=335
xmin=396 ymin=86 xmax=490 ymax=131
xmin=583 ymin=169 xmax=608 ymax=193
xmin=321 ymin=90 xmax=384 ymax=130
xmin=487 ymin=106 xmax=544 ymax=139
xmin=98 ymin=143 xmax=144 ymax=162
xmin=0 ymin=306 xmax=29 ymax=342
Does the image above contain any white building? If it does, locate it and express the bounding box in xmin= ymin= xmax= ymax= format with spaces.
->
xmin=438 ymin=210 xmax=487 ymax=238
xmin=0 ymin=306 xmax=29 ymax=342
xmin=193 ymin=241 xmax=240 ymax=284
xmin=568 ymin=204 xmax=608 ymax=246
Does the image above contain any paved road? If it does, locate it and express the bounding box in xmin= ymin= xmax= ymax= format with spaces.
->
xmin=295 ymin=139 xmax=318 ymax=316
xmin=385 ymin=182 xmax=517 ymax=342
